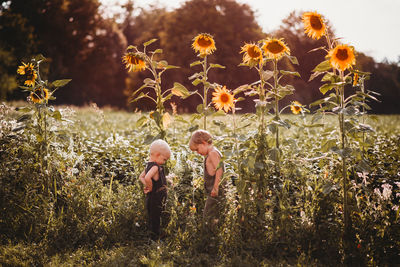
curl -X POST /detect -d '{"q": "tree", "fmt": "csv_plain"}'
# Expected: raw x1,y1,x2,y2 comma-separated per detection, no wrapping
122,0,265,112
1,0,127,106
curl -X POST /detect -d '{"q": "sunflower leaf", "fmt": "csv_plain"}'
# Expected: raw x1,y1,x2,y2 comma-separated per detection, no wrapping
209,64,225,69
280,70,301,78
287,55,299,65
261,70,274,81
319,83,336,95
190,61,202,67
143,39,157,47
309,71,324,82
171,82,190,98
52,79,72,88
153,49,163,54
192,79,202,86
312,60,331,72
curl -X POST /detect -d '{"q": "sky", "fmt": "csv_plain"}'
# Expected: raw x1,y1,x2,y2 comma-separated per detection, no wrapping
101,0,400,63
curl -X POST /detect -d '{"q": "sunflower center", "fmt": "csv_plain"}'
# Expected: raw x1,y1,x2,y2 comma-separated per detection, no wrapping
294,106,301,111
310,15,323,30
220,93,229,103
248,46,261,58
336,49,349,61
197,37,212,48
267,41,284,54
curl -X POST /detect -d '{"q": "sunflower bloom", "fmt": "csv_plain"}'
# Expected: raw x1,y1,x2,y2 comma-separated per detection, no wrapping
290,101,303,114
240,43,263,65
192,33,216,56
17,62,37,86
328,44,356,71
302,12,326,40
262,38,290,60
30,87,49,104
212,86,235,113
122,52,146,72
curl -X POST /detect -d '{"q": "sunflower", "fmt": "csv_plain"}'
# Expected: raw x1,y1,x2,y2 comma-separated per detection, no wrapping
240,43,263,65
17,62,37,87
212,86,235,113
122,52,146,72
192,33,216,57
30,87,49,104
302,12,326,40
290,101,303,114
328,44,356,71
262,38,290,60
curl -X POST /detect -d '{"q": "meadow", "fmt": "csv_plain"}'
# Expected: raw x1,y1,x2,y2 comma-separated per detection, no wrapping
1,103,399,266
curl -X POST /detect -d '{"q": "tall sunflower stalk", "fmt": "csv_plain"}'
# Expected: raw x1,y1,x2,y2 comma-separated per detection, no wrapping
123,39,190,140
16,55,71,198
190,33,225,130
240,39,299,169
303,11,377,260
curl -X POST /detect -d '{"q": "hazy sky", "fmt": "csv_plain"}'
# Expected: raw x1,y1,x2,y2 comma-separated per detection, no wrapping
101,0,400,63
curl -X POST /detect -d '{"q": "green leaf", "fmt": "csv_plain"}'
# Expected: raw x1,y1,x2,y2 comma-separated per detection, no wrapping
312,60,331,72
171,82,190,98
52,79,72,88
190,61,202,67
192,79,202,86
51,110,62,121
16,106,32,113
261,70,274,81
209,64,225,69
319,83,336,95
153,49,163,54
143,39,157,47
196,104,204,114
280,70,301,78
287,55,299,65
17,114,31,122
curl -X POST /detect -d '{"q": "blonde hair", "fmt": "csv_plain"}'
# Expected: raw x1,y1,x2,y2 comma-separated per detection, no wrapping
189,129,212,149
150,139,171,156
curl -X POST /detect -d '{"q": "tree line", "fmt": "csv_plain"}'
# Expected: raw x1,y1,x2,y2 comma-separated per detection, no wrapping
1,0,399,113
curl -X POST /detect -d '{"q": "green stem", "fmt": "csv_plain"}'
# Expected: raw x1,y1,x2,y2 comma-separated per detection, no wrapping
339,71,349,238
273,60,280,171
203,56,208,130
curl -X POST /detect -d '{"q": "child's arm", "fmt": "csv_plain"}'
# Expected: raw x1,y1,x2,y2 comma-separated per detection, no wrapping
144,165,159,193
139,170,146,185
208,150,223,197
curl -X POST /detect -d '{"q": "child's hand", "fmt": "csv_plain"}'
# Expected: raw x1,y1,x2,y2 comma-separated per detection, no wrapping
211,187,218,197
144,186,152,194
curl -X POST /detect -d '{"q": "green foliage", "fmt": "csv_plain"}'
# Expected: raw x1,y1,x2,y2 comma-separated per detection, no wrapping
1,104,399,265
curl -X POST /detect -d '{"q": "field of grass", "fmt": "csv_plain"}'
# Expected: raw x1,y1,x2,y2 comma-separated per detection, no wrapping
1,103,399,266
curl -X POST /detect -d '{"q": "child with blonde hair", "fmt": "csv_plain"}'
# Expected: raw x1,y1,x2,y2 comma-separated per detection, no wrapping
189,129,224,224
139,139,171,240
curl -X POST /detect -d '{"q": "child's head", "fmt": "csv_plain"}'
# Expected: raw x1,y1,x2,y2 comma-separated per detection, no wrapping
149,139,171,165
189,129,212,156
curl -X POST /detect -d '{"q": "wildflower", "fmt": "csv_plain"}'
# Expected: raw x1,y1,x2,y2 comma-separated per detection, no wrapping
381,183,392,200
327,44,356,71
30,87,49,104
240,43,263,65
302,11,326,40
353,73,359,86
290,101,303,114
212,86,235,113
192,33,216,57
262,38,290,60
122,52,146,72
190,205,196,213
17,62,37,87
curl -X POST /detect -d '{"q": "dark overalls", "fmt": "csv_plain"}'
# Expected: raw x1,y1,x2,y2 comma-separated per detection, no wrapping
203,153,225,223
145,162,167,239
